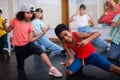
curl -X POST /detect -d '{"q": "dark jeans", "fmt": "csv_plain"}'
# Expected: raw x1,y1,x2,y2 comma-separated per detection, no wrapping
0,34,8,55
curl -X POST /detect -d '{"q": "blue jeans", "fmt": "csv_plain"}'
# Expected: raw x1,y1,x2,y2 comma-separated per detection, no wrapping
108,42,120,59
78,26,108,50
68,53,111,74
34,35,63,54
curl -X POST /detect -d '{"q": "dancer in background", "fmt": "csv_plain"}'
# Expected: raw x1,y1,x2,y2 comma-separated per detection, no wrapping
31,8,67,57
69,4,110,51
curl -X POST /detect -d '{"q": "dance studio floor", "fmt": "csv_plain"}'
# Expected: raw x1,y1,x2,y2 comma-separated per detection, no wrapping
0,44,120,80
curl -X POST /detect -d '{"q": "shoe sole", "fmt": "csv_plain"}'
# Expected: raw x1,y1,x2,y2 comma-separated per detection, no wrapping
49,72,63,78
3,50,10,60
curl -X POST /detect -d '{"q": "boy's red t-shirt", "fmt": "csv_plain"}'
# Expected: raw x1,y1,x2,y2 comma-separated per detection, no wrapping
66,32,96,59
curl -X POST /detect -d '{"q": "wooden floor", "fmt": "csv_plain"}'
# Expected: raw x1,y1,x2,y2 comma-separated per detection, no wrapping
0,44,120,80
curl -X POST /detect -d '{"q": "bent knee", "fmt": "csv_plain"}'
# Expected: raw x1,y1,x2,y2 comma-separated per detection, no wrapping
66,70,73,76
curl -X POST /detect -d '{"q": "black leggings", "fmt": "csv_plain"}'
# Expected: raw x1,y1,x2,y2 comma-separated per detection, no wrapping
14,42,44,69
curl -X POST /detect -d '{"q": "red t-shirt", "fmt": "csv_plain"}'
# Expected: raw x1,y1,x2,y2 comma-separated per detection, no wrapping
101,4,120,26
66,32,96,59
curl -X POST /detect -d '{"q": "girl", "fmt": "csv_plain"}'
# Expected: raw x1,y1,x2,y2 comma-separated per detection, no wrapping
2,3,62,77
31,8,66,57
69,4,109,51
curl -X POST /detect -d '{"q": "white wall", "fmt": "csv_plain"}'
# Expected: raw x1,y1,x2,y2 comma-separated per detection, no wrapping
17,0,62,28
0,0,9,20
69,0,104,27
0,0,112,39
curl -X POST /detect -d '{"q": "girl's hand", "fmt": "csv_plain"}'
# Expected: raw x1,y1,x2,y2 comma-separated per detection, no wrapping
46,24,50,31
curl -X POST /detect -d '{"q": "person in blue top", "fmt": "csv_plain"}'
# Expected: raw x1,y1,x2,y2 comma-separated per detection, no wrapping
31,8,66,57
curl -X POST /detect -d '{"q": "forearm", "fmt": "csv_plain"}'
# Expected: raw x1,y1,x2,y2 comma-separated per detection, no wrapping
87,32,101,42
29,33,44,42
2,24,12,33
69,12,77,23
111,20,120,28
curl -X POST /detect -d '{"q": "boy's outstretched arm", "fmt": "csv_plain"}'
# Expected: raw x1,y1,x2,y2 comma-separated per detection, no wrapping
77,32,101,43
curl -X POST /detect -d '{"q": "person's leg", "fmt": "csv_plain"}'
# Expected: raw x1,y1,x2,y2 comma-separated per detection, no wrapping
3,34,9,49
67,56,82,76
0,36,4,58
0,36,4,54
29,42,63,77
38,35,66,56
39,35,63,54
108,42,120,60
14,43,37,70
3,34,10,59
14,46,25,70
86,53,120,76
34,40,46,51
91,37,108,50
109,64,120,76
78,26,108,50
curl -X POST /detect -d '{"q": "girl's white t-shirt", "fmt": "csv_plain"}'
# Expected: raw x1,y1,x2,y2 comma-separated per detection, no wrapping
73,14,90,28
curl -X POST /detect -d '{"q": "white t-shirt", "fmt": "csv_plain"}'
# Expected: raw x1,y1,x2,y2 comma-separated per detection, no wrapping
73,14,90,28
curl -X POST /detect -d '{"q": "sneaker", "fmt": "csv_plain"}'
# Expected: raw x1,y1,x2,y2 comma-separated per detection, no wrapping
59,50,67,57
49,66,63,77
106,43,111,51
3,48,10,60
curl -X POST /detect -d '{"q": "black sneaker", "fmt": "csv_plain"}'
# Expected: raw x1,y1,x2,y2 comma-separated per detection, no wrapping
59,50,67,57
45,48,51,53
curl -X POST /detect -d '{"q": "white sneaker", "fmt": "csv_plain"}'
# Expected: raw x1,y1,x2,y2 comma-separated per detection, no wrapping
106,43,111,51
3,48,10,59
49,66,63,77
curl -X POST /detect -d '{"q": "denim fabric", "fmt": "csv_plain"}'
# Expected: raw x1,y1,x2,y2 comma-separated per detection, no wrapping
78,26,108,50
0,34,8,54
108,42,120,59
67,53,111,74
34,35,63,54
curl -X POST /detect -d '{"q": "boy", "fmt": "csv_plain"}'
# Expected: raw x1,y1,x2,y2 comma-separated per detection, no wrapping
55,24,120,76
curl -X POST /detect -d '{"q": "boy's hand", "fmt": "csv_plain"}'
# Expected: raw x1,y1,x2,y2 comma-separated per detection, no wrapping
77,39,89,48
60,61,70,67
60,58,74,67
